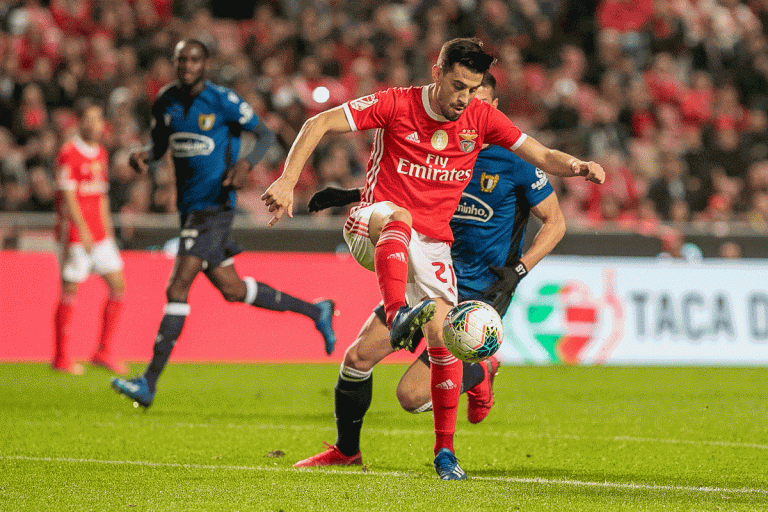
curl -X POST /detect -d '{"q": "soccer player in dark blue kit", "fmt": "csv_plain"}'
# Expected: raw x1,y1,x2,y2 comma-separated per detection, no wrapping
111,39,337,408
294,73,567,468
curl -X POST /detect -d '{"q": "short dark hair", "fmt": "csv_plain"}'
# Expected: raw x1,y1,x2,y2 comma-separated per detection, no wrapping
175,38,210,59
480,72,497,92
74,97,102,119
437,38,496,74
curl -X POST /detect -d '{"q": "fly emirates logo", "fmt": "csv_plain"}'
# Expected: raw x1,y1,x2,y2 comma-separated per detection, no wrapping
396,154,472,182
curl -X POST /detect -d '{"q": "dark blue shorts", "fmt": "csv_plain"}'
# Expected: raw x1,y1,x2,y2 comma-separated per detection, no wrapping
178,207,241,270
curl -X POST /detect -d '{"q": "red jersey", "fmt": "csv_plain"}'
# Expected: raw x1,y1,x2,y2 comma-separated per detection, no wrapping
55,137,110,244
342,85,525,242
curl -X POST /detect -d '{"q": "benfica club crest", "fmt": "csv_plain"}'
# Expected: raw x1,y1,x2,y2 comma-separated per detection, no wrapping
459,131,478,153
198,114,216,131
479,172,499,193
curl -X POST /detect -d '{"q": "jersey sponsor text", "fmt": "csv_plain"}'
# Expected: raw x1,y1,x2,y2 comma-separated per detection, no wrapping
454,193,493,222
169,132,215,158
395,154,472,182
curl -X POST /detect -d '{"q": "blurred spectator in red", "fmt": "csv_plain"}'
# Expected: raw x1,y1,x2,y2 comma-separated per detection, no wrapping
647,0,687,57
680,70,714,129
50,0,94,36
644,52,683,107
620,77,656,139
494,43,545,130
584,151,640,224
597,0,654,33
145,56,173,101
12,83,49,144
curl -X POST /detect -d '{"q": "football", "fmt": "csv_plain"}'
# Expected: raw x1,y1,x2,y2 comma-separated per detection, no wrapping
442,300,504,362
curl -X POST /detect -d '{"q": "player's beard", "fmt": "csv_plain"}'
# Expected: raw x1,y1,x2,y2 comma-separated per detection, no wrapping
441,102,466,121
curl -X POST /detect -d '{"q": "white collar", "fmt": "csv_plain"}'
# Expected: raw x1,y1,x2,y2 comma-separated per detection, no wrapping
73,135,100,159
421,84,449,122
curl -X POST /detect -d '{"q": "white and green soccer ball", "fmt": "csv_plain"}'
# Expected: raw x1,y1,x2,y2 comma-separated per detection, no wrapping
442,300,503,362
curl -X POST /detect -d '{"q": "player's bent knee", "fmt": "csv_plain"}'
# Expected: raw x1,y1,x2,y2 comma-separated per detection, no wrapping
396,385,428,413
343,344,375,373
387,208,412,226
166,282,192,303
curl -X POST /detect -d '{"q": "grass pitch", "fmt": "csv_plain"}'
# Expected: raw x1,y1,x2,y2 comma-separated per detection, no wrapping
1,363,767,511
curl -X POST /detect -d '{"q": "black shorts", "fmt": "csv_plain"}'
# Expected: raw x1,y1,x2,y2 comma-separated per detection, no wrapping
178,207,241,270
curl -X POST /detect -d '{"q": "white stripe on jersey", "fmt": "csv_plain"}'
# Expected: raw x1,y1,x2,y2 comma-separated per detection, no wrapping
363,128,385,204
341,103,358,132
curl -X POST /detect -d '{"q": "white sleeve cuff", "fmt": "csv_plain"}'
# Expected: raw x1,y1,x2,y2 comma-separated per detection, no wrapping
510,133,527,151
342,103,358,132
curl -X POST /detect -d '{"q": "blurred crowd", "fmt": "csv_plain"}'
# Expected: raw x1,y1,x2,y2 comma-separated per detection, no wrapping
2,0,768,248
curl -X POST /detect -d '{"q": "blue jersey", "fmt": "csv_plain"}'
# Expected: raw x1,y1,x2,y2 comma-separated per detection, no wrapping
150,81,260,221
451,145,554,300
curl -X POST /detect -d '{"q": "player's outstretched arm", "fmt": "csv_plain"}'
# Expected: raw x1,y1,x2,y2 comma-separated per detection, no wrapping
483,192,565,315
308,186,362,212
514,136,605,184
261,107,351,226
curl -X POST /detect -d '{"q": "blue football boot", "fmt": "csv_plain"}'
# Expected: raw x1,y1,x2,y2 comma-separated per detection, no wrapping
111,375,154,408
389,300,435,352
314,299,337,355
434,448,467,481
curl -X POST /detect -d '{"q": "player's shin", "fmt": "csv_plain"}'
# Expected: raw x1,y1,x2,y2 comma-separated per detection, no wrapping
374,221,411,325
144,302,189,392
418,347,484,393
53,293,76,365
334,364,373,457
428,346,462,455
95,295,124,357
243,276,317,318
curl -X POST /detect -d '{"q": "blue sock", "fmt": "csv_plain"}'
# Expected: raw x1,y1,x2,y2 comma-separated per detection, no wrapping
144,302,189,392
243,276,319,320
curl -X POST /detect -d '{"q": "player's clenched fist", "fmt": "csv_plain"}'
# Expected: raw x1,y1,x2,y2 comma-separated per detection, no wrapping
573,161,605,184
261,177,295,227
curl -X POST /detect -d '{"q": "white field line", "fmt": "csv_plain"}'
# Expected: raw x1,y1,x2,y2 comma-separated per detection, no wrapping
0,454,765,495
15,420,768,451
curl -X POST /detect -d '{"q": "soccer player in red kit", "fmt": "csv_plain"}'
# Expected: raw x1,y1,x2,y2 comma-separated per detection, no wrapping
262,38,605,480
53,99,127,375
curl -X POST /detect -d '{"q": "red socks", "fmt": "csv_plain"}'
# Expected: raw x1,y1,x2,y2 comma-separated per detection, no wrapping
53,294,76,364
374,221,411,326
428,346,462,455
95,297,124,357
